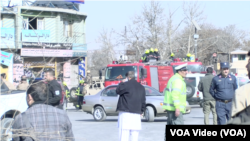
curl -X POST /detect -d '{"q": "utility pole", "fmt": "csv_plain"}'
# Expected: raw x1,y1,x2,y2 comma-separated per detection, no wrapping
192,20,201,59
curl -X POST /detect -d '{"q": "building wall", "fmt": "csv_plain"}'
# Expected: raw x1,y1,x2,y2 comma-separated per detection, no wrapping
2,14,15,28
231,55,249,76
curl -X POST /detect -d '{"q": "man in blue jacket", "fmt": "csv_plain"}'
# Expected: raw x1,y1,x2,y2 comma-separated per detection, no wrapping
209,62,238,125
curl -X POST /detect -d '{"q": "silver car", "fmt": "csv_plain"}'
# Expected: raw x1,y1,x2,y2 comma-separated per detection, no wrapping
82,85,191,122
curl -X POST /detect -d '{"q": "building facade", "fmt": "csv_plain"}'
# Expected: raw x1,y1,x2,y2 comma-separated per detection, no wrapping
1,2,87,88
230,49,249,76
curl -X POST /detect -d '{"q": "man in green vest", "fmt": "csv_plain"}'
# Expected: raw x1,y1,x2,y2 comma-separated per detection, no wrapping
163,63,188,125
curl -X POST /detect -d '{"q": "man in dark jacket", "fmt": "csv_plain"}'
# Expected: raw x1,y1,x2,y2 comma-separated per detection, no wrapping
154,48,161,61
12,81,74,141
116,71,146,141
209,62,238,125
198,67,217,125
44,69,62,107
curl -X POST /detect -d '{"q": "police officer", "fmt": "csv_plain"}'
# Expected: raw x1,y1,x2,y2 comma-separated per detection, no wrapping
209,62,238,125
154,48,161,61
141,49,149,62
169,53,175,61
163,63,188,125
63,81,70,98
44,69,63,107
76,80,87,109
17,75,29,90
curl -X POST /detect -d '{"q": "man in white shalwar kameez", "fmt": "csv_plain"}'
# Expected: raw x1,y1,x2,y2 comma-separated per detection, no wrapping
116,71,146,141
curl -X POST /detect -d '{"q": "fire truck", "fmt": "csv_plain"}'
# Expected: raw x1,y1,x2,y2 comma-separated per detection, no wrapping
104,58,207,105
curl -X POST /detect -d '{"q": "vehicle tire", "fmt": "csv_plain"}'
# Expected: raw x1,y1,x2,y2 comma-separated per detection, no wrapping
186,83,195,99
70,87,78,102
145,106,154,122
93,106,106,121
1,118,13,141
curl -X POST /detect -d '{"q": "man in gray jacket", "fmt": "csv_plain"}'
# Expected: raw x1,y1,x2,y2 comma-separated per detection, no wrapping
12,81,74,141
198,67,217,125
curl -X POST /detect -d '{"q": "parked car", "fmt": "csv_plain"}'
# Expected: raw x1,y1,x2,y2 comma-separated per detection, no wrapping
236,76,249,87
0,79,28,140
82,85,191,122
31,78,67,110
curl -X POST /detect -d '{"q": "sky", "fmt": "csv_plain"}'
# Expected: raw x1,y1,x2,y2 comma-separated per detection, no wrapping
80,1,250,51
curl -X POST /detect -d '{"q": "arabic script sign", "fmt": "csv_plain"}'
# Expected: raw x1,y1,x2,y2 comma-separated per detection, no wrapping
22,42,72,49
13,64,24,87
0,51,13,66
1,28,15,49
63,62,71,86
21,49,73,57
22,30,50,42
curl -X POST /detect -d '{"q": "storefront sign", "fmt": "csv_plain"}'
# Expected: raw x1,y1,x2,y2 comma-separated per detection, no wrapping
21,49,73,57
72,51,87,57
78,58,85,80
72,43,87,50
22,30,50,42
22,42,72,49
0,51,13,66
63,62,71,86
13,64,24,86
1,28,15,48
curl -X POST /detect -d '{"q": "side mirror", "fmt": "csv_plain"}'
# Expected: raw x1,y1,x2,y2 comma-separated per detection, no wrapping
142,68,147,78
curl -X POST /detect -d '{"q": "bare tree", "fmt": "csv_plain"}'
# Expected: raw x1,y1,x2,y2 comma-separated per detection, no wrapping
182,1,206,55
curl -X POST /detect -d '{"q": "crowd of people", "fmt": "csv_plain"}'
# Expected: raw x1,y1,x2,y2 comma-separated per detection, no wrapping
141,48,161,62
2,50,250,140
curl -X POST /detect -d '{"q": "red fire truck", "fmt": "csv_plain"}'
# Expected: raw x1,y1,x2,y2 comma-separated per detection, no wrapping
105,61,205,87
104,59,207,105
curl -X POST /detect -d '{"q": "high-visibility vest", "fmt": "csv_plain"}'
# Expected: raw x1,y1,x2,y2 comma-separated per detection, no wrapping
163,73,187,113
76,87,84,96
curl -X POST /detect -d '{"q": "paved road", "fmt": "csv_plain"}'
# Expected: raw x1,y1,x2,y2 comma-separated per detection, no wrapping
66,105,216,141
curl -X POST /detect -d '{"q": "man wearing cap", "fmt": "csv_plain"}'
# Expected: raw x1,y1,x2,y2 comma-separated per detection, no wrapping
209,62,237,125
163,63,188,125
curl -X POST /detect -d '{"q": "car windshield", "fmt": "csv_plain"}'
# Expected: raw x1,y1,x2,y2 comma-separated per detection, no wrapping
144,86,163,96
173,64,205,73
105,66,137,81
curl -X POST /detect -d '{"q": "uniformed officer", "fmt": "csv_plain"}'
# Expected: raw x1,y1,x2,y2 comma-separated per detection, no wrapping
148,48,156,61
141,49,149,62
154,48,161,61
76,80,87,109
63,81,70,98
163,63,188,125
209,62,238,125
44,69,63,107
169,53,175,61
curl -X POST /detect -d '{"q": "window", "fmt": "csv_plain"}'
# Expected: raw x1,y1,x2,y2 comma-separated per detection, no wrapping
0,16,2,27
238,55,246,61
105,66,138,81
102,87,117,97
64,20,72,37
139,66,143,79
37,18,44,30
23,17,44,30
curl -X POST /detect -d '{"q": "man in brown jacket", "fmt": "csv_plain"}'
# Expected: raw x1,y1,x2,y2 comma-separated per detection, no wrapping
228,50,250,124
17,75,29,90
